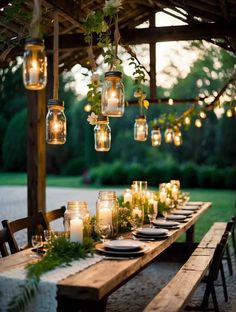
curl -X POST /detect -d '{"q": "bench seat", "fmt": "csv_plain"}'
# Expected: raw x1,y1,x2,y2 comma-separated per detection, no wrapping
144,222,227,312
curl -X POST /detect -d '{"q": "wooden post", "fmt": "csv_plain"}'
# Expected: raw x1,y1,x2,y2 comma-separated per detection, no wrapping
149,13,157,99
27,89,46,241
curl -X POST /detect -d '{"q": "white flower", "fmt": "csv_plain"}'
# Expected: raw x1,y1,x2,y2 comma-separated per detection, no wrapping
87,112,98,125
104,0,122,11
91,73,100,82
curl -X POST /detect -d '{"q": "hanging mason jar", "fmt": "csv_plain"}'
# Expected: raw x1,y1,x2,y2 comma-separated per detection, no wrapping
173,128,183,146
94,115,111,152
101,71,125,117
195,118,202,128
134,115,148,141
23,38,47,90
96,191,119,238
151,127,161,147
64,201,84,243
164,127,173,143
46,99,66,145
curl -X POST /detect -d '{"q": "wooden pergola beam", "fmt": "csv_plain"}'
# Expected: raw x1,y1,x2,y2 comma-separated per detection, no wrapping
44,21,236,51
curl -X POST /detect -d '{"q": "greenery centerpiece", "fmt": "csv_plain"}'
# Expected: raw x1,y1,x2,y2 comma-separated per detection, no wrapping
7,235,94,312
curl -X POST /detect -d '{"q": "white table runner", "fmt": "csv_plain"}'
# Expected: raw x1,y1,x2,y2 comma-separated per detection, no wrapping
0,254,103,312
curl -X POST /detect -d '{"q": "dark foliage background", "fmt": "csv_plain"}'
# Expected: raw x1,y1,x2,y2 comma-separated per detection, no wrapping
0,44,235,188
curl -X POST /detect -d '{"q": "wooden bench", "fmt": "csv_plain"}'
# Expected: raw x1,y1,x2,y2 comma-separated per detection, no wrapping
144,222,227,312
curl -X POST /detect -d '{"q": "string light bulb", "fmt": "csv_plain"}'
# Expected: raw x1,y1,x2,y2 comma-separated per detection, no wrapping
168,98,174,106
184,116,191,125
199,111,207,119
226,108,233,117
195,118,202,128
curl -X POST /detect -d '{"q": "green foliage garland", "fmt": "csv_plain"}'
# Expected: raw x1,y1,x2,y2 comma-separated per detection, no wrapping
7,236,94,312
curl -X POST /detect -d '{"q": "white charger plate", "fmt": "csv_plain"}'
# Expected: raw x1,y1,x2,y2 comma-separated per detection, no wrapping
136,228,169,236
152,220,180,227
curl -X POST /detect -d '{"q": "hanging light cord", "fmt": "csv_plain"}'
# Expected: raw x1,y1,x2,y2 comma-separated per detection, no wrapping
53,10,59,99
30,0,42,38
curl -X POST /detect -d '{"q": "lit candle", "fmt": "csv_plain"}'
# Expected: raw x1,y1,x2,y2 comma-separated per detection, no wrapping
29,61,39,84
132,207,142,218
137,126,146,140
160,190,167,203
70,218,83,243
123,189,132,204
107,97,119,111
165,197,171,207
99,207,112,225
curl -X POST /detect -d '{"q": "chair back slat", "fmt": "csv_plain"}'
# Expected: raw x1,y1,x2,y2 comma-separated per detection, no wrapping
0,227,15,257
208,232,229,281
44,206,66,224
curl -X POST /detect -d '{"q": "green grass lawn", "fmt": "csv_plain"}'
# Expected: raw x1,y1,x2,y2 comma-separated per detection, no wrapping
0,173,235,241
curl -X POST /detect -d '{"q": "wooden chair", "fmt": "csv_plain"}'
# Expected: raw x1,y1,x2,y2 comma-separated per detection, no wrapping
222,220,234,276
43,206,66,229
1,212,48,253
0,227,15,257
199,232,230,312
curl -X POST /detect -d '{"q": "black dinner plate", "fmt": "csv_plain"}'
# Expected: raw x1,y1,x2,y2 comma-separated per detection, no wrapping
95,243,149,257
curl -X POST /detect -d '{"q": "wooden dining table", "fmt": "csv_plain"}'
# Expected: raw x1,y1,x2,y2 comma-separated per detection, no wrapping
0,202,212,312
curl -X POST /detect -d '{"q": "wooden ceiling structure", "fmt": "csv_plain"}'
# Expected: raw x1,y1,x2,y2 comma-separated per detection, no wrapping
0,0,236,222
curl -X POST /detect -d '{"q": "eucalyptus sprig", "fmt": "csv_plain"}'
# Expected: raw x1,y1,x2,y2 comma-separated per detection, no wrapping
8,236,94,312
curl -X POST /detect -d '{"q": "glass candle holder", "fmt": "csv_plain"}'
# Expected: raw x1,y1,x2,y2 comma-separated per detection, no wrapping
64,201,84,243
96,191,119,238
164,127,173,143
173,128,183,146
134,116,148,141
46,99,66,145
151,127,161,147
101,71,125,117
23,38,47,90
123,189,132,204
94,115,111,152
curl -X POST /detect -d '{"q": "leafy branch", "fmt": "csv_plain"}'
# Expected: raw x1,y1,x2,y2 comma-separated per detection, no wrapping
8,236,94,312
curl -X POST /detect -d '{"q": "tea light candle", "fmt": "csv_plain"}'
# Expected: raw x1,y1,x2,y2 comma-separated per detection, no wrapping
99,207,112,225
132,207,142,218
70,218,83,243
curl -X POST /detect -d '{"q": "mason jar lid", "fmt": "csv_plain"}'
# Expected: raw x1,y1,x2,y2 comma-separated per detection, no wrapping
105,71,122,78
136,115,146,120
152,126,160,130
97,115,108,122
98,191,117,200
25,38,44,46
47,99,64,107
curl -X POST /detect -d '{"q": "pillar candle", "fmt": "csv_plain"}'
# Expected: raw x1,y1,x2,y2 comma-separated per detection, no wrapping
99,207,112,225
70,218,83,243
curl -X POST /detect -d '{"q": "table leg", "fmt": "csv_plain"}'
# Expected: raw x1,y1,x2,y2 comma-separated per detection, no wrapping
57,297,108,312
186,225,194,243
